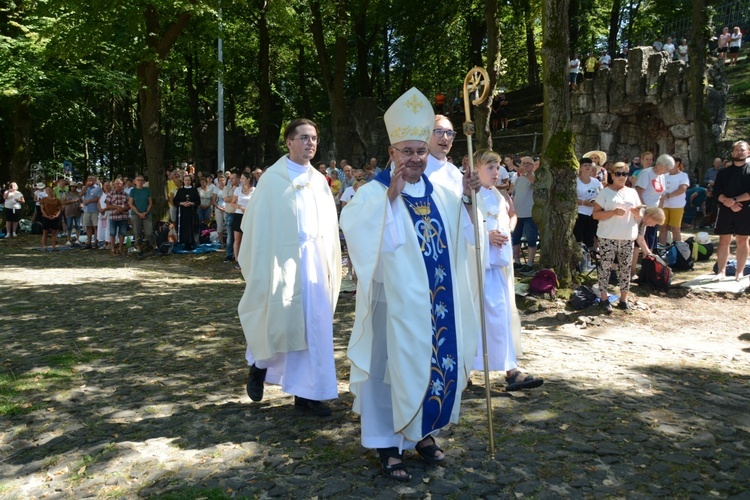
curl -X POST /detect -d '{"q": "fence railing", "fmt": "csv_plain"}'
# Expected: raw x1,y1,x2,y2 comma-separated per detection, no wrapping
662,0,750,39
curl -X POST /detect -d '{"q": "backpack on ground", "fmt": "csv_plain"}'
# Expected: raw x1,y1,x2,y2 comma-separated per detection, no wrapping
639,255,672,290
529,269,558,297
685,236,713,262
712,259,750,277
577,243,589,273
570,285,598,310
662,241,693,271
154,221,173,255
674,241,694,270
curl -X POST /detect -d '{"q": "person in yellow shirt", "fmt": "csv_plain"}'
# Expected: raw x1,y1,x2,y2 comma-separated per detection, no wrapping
585,52,598,79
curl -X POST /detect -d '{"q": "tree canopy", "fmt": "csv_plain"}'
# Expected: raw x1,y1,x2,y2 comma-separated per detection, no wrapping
2,0,713,187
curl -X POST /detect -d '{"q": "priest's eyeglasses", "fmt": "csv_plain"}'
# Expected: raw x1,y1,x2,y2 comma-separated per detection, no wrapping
433,129,457,139
294,135,320,144
392,146,429,159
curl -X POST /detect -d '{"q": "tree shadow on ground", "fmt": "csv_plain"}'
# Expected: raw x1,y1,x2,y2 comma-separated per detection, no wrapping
1,250,748,498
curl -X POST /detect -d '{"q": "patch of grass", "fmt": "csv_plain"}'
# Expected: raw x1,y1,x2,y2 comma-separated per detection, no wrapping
0,368,73,417
156,488,230,500
725,60,750,139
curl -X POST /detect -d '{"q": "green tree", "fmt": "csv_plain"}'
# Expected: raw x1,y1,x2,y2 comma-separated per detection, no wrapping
535,0,579,285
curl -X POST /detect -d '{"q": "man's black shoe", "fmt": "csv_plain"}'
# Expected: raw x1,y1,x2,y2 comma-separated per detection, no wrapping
294,396,332,417
246,364,267,402
223,256,235,263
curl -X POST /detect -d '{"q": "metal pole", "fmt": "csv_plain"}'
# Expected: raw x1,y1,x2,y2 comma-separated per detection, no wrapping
217,0,225,174
462,66,495,458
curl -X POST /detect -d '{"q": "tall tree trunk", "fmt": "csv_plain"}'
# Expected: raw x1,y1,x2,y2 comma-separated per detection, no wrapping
536,0,578,286
568,0,580,52
625,0,643,49
297,45,314,120
524,3,539,85
353,0,372,97
137,59,167,213
10,95,31,197
310,0,353,161
137,6,191,220
607,0,622,57
185,52,205,169
689,0,712,175
474,0,501,151
256,0,271,167
382,25,390,100
466,6,485,68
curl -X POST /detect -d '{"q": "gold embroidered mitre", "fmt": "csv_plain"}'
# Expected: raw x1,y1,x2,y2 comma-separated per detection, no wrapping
384,87,434,145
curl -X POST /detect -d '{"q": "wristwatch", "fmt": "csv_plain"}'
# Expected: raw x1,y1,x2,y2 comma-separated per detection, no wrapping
462,194,472,205
733,197,738,202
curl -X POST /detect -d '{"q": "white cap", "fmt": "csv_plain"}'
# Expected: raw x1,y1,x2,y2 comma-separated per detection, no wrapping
384,87,434,145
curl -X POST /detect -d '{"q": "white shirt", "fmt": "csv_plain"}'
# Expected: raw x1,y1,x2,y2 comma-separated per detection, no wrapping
663,171,690,209
576,177,603,216
4,190,24,210
569,58,580,74
730,32,742,48
635,167,665,207
234,185,254,214
595,186,641,240
339,186,356,204
500,166,510,181
34,189,47,205
663,43,675,57
599,54,611,68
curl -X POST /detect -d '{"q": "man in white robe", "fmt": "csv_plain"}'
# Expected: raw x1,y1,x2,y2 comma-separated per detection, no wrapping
424,114,463,196
238,118,341,417
340,88,480,481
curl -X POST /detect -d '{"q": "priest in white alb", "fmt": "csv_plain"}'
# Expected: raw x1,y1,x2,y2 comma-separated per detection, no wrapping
237,118,341,417
340,88,480,481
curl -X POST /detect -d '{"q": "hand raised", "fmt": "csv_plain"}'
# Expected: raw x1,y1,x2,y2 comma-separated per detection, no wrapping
387,161,407,202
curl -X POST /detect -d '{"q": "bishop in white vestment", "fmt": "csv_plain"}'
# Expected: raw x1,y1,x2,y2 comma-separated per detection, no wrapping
340,89,479,480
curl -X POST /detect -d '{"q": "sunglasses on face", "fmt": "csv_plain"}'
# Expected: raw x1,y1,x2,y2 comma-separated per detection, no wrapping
612,171,629,177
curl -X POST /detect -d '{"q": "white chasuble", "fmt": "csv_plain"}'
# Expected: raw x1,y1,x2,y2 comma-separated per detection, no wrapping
340,171,479,445
238,156,341,401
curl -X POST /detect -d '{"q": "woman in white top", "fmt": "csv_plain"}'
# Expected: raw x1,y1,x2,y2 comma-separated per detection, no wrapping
573,157,603,250
212,175,228,247
676,38,689,63
97,181,111,250
593,162,643,311
718,27,731,61
231,169,255,267
662,37,676,60
659,157,690,245
3,182,25,237
729,26,742,65
472,150,542,391
197,177,216,225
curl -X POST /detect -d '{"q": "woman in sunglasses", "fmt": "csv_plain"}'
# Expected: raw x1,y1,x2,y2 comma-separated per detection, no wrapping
592,162,643,312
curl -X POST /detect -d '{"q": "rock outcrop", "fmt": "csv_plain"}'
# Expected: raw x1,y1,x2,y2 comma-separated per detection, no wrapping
571,46,727,168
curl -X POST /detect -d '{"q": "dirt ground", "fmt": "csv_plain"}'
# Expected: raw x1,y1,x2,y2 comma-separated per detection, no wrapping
1,231,749,498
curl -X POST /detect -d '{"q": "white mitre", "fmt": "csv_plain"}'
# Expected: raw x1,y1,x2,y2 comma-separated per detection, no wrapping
384,87,435,145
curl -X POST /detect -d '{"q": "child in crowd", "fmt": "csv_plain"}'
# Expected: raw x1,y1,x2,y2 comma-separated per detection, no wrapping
631,207,666,279
471,149,543,391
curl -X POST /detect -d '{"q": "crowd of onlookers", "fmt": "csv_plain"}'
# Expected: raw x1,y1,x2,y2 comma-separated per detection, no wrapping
568,25,744,89
2,135,747,304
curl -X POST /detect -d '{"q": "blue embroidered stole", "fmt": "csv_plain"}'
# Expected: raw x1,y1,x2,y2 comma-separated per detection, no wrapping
375,168,459,438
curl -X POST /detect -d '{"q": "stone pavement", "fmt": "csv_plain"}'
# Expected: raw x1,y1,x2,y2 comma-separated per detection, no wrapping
0,251,749,499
